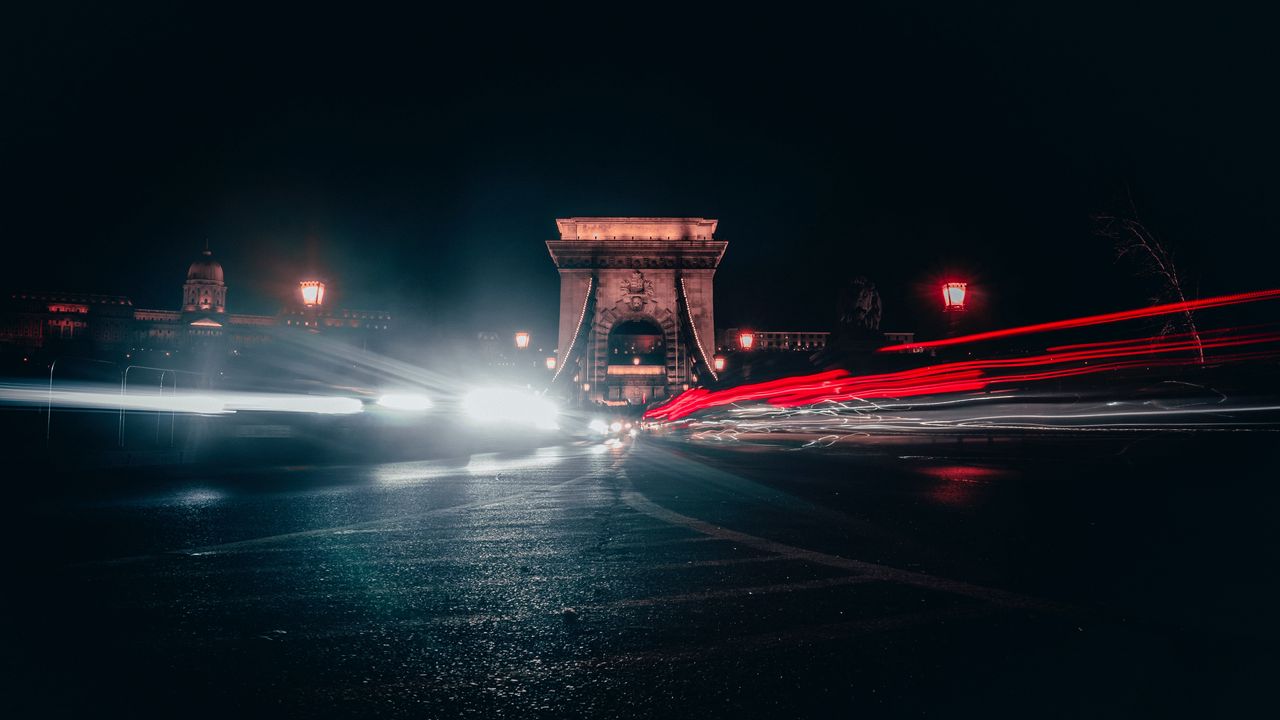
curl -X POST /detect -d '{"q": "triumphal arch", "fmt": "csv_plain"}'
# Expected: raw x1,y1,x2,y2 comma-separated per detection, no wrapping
546,217,726,406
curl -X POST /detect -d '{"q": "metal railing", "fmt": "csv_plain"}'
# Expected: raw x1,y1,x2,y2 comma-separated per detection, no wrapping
117,365,205,447
46,357,120,444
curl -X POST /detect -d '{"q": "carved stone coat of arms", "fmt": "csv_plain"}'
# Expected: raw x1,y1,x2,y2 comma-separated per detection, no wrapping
620,270,657,311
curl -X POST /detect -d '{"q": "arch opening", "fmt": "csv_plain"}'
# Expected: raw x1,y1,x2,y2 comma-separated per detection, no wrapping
608,318,665,365
604,317,668,405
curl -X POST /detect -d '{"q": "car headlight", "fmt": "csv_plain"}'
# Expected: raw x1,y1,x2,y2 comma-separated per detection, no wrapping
376,392,433,412
462,388,559,429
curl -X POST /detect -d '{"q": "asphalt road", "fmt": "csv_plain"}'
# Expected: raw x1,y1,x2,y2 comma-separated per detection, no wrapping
9,432,1279,718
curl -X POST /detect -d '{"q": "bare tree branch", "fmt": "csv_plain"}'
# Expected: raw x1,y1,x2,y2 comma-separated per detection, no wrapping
1092,207,1204,364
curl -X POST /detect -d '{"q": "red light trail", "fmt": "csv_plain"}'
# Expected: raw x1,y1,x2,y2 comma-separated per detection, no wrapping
645,288,1280,423
878,288,1280,353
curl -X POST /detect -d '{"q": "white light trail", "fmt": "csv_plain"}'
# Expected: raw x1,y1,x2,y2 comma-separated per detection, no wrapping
375,392,433,412
677,394,1280,442
0,383,363,415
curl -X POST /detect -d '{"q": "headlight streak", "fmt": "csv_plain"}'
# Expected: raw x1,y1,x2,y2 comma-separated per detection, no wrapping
0,384,364,415
921,403,1280,430
375,392,433,412
715,395,1016,437
680,399,1280,440
461,387,560,429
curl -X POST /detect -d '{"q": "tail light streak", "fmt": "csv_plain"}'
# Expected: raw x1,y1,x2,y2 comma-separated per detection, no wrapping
646,289,1280,424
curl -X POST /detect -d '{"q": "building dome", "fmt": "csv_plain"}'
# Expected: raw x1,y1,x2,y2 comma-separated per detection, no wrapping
182,246,228,313
187,249,224,284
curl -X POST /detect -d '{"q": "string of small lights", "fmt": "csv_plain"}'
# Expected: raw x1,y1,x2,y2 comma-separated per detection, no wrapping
680,276,718,382
551,275,594,385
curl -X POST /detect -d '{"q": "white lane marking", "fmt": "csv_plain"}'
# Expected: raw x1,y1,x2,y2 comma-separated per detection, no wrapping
603,535,722,549
621,487,1071,613
113,540,782,578
578,574,877,610
649,555,791,570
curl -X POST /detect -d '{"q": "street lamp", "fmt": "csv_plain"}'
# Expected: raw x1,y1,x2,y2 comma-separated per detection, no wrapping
942,281,968,338
738,331,755,350
514,331,530,350
942,282,967,312
299,281,326,307
545,356,557,371
713,356,726,372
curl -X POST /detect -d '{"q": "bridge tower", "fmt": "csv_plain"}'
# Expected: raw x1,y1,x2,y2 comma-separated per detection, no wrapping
546,217,726,406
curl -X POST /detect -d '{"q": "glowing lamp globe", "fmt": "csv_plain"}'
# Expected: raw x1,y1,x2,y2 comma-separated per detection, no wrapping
545,356,557,370
299,281,325,307
942,282,967,311
738,332,755,350
713,356,726,372
514,331,531,349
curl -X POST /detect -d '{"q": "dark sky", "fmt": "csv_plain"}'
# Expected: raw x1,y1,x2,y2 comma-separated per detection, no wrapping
4,2,1278,345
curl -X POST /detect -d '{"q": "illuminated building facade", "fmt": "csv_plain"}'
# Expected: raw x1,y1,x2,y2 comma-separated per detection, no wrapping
721,329,831,352
0,247,391,365
720,329,916,352
3,292,135,348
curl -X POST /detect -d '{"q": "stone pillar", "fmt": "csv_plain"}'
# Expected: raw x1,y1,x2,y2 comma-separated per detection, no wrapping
555,269,593,364
681,268,717,372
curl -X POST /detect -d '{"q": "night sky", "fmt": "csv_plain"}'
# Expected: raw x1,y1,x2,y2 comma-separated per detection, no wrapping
4,3,1278,345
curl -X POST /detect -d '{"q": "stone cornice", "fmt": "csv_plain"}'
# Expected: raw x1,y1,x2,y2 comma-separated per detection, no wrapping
555,217,718,240
546,239,727,269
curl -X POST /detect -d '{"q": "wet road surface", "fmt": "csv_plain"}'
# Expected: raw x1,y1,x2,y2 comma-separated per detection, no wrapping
10,433,1279,718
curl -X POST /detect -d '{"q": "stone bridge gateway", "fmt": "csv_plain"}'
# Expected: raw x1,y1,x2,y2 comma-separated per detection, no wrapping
546,218,726,406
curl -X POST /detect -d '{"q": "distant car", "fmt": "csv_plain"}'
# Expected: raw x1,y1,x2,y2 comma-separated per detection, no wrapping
574,414,638,440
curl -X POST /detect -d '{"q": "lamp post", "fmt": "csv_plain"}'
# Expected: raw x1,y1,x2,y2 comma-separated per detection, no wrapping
713,356,726,372
738,331,755,351
299,281,326,333
942,282,967,336
514,331,530,350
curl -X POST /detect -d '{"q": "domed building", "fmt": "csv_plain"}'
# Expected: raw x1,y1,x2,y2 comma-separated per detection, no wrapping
1,243,392,364
182,247,227,313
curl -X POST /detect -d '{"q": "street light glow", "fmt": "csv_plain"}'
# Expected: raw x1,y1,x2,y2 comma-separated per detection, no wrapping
738,332,755,350
300,280,326,306
514,331,531,349
942,282,967,311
